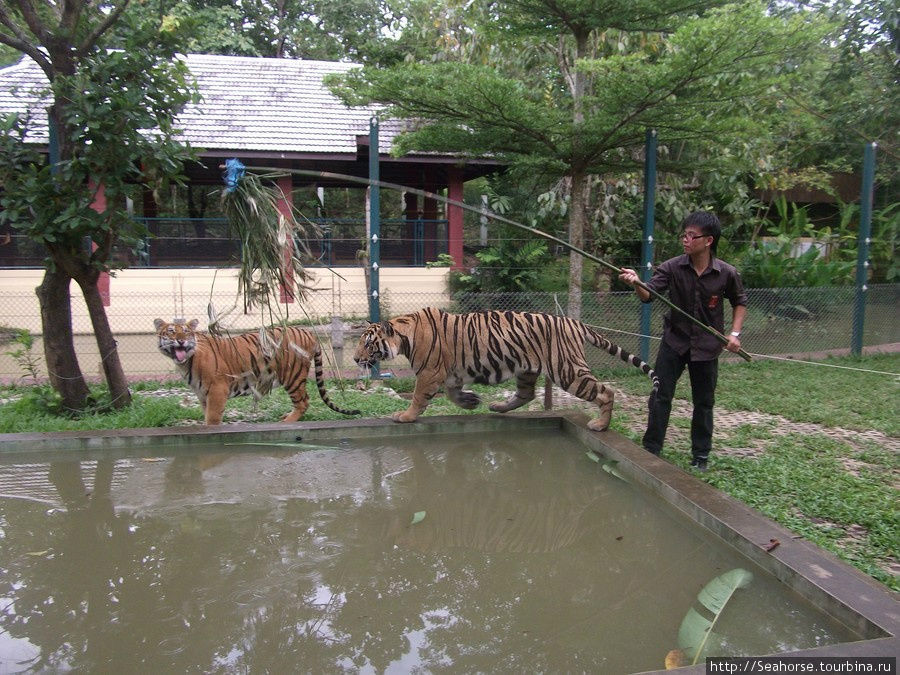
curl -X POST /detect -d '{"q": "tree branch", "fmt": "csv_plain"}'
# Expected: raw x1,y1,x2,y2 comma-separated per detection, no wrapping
10,0,51,45
0,6,53,79
76,0,131,56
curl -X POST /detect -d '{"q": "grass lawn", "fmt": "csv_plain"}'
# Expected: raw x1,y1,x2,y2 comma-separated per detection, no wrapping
0,352,897,590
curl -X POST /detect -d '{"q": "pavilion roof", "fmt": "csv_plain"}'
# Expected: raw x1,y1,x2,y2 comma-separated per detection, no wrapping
0,53,402,156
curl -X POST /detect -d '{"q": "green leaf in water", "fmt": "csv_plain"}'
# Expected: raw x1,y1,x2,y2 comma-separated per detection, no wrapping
601,460,629,483
585,451,600,463
411,511,426,525
677,568,753,665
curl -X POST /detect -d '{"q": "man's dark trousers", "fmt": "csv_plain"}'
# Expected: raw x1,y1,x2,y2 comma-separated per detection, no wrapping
643,340,718,461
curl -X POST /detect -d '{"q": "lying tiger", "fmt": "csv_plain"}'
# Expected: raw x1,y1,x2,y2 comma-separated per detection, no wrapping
154,318,360,425
353,307,659,432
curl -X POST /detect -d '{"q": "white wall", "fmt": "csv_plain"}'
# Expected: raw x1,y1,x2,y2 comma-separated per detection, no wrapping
0,266,450,335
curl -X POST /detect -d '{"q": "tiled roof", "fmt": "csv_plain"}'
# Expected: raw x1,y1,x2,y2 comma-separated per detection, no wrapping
0,53,400,155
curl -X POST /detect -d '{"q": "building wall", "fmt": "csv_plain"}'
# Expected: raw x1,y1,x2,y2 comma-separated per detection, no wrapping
0,266,451,335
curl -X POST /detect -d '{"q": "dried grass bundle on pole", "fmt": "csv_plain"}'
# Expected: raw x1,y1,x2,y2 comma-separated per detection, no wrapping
220,159,317,312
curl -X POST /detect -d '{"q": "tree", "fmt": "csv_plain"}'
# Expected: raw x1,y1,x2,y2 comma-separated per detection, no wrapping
0,2,196,412
767,0,898,184
329,0,823,317
120,0,408,65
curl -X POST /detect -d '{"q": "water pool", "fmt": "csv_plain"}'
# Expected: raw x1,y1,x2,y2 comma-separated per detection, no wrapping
0,414,894,673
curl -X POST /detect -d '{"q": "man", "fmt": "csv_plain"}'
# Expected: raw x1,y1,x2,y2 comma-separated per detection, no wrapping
619,211,747,471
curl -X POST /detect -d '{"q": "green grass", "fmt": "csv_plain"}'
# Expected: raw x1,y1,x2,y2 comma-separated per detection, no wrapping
0,353,897,590
715,353,899,435
706,434,899,590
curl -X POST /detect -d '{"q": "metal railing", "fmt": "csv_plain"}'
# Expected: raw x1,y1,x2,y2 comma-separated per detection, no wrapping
0,218,451,268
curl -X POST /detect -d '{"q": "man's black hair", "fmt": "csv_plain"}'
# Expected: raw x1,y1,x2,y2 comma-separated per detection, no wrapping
683,211,721,255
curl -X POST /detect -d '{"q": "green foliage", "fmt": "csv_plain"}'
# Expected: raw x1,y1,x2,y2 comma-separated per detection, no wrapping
331,2,823,177
425,253,456,268
451,235,556,293
738,238,854,288
736,199,855,287
118,0,408,65
0,43,19,67
0,21,197,272
3,328,41,382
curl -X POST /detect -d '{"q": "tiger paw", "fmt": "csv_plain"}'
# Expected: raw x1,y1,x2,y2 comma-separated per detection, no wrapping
455,391,481,410
391,410,419,423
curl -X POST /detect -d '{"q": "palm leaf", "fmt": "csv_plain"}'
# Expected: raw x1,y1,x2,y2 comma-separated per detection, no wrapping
677,568,753,665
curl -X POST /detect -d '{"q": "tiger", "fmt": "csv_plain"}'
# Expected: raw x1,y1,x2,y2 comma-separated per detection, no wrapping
353,307,659,432
154,318,360,425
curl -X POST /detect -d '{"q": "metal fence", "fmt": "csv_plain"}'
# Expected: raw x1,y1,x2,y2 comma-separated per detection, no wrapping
0,284,896,381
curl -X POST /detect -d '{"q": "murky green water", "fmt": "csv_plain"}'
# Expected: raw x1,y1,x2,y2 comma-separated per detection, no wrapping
0,430,859,672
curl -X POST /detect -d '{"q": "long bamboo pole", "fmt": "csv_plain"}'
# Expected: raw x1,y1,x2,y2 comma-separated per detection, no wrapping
235,165,752,362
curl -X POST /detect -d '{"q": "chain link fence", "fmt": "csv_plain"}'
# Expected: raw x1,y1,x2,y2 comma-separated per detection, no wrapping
0,283,896,381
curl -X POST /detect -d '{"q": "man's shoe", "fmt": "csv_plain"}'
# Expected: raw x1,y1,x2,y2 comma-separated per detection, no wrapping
689,457,708,472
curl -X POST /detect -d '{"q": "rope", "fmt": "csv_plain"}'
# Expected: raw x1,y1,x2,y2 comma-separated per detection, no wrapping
745,352,899,377
586,323,898,377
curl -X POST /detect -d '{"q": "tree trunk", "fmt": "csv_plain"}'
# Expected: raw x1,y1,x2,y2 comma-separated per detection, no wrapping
565,29,590,320
36,269,90,411
567,170,587,320
78,277,132,410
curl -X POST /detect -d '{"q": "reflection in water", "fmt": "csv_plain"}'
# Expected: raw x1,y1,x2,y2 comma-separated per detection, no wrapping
0,431,859,672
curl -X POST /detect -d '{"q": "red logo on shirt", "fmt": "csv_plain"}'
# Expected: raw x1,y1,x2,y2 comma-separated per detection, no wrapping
708,295,719,309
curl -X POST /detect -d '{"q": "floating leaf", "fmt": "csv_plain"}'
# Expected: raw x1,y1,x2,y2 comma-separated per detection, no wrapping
26,550,50,557
677,568,753,665
585,451,600,463
601,460,629,483
411,511,426,525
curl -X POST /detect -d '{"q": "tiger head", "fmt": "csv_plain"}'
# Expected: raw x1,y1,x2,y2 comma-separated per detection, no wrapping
154,318,200,365
353,321,402,368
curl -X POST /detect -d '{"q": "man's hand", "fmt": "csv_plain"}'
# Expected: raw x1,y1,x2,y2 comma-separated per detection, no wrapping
619,268,640,286
725,335,742,353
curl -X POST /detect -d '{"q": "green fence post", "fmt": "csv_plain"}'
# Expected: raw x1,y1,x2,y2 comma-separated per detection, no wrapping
851,142,876,357
368,117,381,376
640,129,657,363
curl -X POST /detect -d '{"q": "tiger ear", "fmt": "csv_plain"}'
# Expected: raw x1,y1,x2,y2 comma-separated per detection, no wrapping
187,319,200,330
380,321,394,337
153,318,165,331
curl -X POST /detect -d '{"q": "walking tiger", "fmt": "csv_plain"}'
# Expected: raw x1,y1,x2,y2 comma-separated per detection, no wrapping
353,307,658,431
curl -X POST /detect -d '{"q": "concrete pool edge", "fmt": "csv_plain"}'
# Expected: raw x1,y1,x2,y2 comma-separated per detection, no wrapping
0,411,896,671
559,414,899,674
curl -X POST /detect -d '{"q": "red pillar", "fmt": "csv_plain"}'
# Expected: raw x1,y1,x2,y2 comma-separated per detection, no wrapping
447,168,464,270
276,175,295,303
90,182,110,306
422,194,438,262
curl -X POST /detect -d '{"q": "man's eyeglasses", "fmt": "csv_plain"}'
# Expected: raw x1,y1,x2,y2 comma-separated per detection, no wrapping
681,232,709,242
